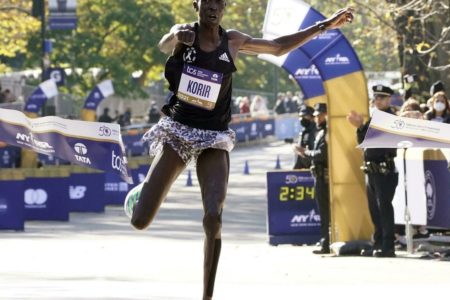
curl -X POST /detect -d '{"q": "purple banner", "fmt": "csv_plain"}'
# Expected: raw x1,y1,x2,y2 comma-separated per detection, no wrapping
0,109,132,183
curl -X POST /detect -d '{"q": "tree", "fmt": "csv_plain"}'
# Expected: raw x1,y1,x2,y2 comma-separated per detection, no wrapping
0,0,39,73
387,0,450,99
25,0,174,98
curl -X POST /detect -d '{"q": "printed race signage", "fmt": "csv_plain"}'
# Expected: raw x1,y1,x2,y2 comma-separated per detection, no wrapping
83,80,114,110
0,108,132,183
0,179,25,230
69,172,105,213
177,64,223,110
359,110,450,149
24,177,69,221
24,79,58,113
267,170,321,245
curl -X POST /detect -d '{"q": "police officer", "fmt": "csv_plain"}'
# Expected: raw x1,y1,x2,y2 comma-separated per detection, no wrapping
293,105,316,169
295,103,330,254
347,85,398,257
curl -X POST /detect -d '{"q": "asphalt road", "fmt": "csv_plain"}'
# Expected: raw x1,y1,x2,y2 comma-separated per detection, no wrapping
1,141,449,300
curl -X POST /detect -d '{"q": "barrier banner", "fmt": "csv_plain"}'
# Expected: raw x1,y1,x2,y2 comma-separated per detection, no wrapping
423,159,450,228
104,172,129,205
0,146,20,168
69,172,105,213
359,110,450,149
123,133,147,157
24,177,69,221
0,108,132,183
259,118,275,138
267,170,321,245
0,179,25,230
24,79,58,113
274,116,302,140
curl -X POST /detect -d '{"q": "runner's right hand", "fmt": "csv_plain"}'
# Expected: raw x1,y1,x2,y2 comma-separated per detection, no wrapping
175,29,195,46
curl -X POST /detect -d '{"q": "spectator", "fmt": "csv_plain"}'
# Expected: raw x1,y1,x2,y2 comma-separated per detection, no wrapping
239,96,250,114
147,101,161,124
231,96,241,114
250,95,269,117
424,91,450,123
2,89,15,103
284,91,298,114
273,92,286,114
98,108,113,123
399,98,423,119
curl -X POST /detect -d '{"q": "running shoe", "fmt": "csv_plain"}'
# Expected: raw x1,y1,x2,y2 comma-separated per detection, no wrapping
124,182,144,218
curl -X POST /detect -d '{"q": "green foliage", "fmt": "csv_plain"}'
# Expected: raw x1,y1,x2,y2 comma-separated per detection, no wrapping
0,0,40,73
25,0,174,98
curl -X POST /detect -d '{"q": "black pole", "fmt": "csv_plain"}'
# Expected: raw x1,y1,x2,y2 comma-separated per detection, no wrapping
40,0,46,81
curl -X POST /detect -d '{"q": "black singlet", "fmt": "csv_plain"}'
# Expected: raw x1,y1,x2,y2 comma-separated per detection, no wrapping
162,23,237,131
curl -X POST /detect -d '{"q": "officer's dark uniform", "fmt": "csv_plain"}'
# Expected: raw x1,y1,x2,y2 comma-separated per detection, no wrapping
358,85,398,257
303,103,330,253
293,105,316,169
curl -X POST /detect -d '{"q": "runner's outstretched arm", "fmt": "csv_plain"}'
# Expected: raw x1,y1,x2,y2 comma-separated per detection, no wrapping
229,7,354,56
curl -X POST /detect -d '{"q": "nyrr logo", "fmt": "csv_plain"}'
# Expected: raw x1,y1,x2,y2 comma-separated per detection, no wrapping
16,132,54,152
294,65,320,79
24,189,48,208
73,143,91,165
69,186,87,200
425,170,437,220
290,209,321,227
324,54,350,65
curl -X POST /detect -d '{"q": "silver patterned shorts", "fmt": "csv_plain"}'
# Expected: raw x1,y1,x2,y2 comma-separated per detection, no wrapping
142,117,236,164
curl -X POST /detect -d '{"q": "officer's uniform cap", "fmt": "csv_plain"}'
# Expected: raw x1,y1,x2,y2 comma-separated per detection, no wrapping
313,103,327,116
298,105,314,117
372,85,394,96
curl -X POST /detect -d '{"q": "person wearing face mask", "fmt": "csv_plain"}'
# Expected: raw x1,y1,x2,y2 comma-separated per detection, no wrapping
294,103,330,254
424,91,450,123
293,105,316,169
347,85,398,258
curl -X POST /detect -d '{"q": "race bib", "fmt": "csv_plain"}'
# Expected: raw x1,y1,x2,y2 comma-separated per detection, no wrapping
177,64,223,110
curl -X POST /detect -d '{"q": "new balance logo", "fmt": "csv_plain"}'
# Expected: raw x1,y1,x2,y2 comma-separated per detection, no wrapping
219,52,230,63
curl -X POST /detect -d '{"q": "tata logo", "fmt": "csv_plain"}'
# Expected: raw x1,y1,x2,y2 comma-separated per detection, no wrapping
69,186,87,200
16,132,54,151
99,125,112,136
294,65,320,79
425,170,436,220
391,119,405,130
212,74,219,81
183,47,197,63
94,92,101,99
73,143,91,165
24,189,48,208
291,210,321,225
74,143,88,155
325,54,350,65
112,150,126,174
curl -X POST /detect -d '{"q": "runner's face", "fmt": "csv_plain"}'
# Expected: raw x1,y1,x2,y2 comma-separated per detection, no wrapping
195,0,226,26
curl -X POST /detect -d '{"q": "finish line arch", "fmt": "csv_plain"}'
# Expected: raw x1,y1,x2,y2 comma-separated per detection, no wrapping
260,0,372,242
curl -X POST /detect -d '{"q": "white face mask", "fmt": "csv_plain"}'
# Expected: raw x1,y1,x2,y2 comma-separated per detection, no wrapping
369,106,378,116
434,102,446,112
